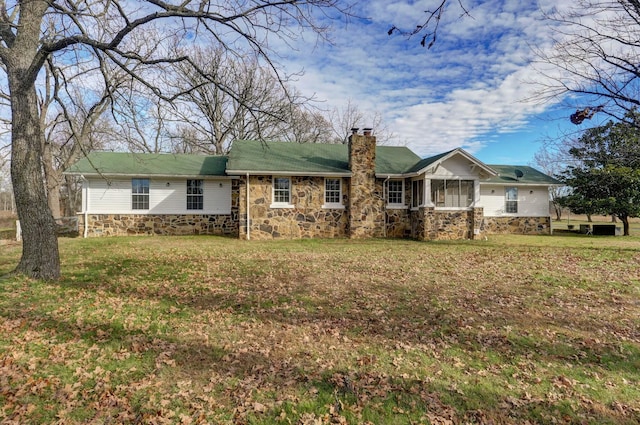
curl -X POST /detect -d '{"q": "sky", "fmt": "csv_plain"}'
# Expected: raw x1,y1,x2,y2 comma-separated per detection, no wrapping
275,0,594,166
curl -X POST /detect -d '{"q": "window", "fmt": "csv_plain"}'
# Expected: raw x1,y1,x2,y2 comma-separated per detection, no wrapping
460,180,474,207
324,178,342,206
387,180,404,206
431,179,474,208
412,179,424,208
187,179,204,210
432,180,445,206
505,187,518,213
132,178,149,210
272,177,291,205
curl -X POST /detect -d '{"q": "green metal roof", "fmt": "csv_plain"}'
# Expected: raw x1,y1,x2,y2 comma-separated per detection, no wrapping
484,165,563,185
405,150,455,174
64,152,228,177
376,146,423,175
63,145,561,186
226,140,421,175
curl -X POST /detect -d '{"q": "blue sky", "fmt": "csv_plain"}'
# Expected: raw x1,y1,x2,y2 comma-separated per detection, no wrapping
276,0,602,166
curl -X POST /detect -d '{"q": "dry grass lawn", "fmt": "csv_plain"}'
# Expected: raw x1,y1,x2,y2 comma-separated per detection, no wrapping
1,234,639,424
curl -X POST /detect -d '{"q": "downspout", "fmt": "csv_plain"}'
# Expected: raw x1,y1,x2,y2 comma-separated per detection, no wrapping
246,172,250,240
383,176,390,238
82,175,89,238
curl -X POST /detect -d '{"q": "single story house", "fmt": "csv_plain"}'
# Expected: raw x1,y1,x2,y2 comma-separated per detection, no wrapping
64,130,561,240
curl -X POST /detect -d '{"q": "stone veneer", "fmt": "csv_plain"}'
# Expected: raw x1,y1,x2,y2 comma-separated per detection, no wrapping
410,207,485,241
385,208,411,238
79,213,238,237
480,216,551,235
347,133,385,238
238,175,348,240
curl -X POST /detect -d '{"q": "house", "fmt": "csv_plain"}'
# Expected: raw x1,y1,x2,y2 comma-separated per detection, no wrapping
64,130,561,240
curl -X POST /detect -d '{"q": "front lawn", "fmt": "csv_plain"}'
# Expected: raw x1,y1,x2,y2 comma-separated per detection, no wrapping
1,235,639,424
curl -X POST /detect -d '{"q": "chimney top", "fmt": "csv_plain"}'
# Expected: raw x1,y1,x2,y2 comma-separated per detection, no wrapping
363,128,373,136
351,127,359,135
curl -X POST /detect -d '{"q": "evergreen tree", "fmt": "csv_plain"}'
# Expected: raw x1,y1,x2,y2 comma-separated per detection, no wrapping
559,112,640,235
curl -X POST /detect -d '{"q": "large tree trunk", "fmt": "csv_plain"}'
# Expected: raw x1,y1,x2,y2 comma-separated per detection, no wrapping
3,0,60,280
9,79,61,280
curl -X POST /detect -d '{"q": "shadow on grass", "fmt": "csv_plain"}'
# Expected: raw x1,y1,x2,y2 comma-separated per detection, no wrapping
5,236,634,423
57,248,640,375
1,300,637,425
0,274,640,424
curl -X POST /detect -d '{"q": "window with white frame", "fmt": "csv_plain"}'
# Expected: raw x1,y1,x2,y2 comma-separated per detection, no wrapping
324,178,342,206
387,179,404,206
132,178,149,210
412,179,424,208
431,179,474,208
505,187,518,213
272,177,291,205
186,179,204,210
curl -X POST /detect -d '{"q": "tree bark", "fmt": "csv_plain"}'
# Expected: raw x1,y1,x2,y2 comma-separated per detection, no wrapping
43,141,62,219
2,0,61,280
9,77,61,280
553,203,562,221
620,215,630,236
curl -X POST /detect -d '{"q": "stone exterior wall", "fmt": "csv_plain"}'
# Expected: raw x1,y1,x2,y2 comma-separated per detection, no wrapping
410,209,425,240
238,175,348,240
481,216,551,235
348,133,385,238
79,213,237,237
386,208,411,238
410,207,484,241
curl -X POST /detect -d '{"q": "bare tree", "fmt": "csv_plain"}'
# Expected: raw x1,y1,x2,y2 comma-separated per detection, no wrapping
532,1,640,121
110,84,174,153
0,145,11,212
391,1,640,122
284,106,334,143
37,59,119,218
164,45,309,154
327,99,396,144
0,0,350,280
532,144,572,221
387,0,471,49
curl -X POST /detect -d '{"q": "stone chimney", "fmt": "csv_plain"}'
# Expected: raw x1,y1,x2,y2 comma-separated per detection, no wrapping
347,128,380,238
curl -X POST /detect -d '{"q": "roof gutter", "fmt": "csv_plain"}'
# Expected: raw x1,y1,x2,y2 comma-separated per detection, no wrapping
479,181,562,187
376,173,413,179
80,175,89,238
64,172,233,179
227,170,351,177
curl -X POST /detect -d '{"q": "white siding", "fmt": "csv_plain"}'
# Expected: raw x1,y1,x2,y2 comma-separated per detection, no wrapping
481,185,550,217
89,179,131,213
433,156,478,179
81,180,88,212
86,178,232,214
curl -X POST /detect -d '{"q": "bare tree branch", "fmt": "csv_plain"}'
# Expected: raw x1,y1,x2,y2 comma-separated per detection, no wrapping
532,1,640,122
388,0,470,49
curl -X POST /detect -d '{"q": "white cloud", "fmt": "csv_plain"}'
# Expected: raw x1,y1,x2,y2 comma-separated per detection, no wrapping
276,0,575,162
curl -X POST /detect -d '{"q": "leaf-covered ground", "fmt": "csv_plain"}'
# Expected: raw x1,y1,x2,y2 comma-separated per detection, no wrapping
1,235,639,424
